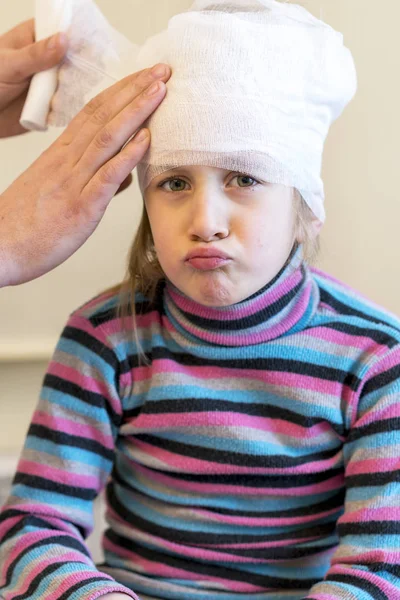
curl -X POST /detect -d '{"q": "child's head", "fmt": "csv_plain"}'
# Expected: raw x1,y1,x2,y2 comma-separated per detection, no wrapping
123,0,356,308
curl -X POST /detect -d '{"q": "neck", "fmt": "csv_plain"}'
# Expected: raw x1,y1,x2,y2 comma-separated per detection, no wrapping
163,245,320,347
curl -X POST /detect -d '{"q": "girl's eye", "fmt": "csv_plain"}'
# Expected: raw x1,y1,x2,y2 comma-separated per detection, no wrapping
231,174,259,188
158,178,188,192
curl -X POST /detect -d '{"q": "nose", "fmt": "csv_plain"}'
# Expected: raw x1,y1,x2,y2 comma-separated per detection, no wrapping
187,188,229,242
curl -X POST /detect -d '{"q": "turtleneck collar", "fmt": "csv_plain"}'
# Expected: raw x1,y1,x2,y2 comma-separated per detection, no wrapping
162,244,320,347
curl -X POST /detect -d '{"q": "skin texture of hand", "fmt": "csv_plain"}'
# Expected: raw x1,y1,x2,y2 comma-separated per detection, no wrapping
0,64,171,287
0,19,68,138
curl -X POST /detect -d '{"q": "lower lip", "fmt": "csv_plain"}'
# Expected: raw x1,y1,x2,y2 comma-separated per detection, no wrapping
187,257,231,270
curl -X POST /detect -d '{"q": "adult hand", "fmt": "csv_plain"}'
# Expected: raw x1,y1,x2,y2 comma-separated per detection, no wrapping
0,19,68,138
0,63,170,287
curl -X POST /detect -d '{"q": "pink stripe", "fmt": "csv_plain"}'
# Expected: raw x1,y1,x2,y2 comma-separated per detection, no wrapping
75,291,116,313
133,459,345,496
332,549,400,565
346,456,400,476
131,410,334,439
308,326,389,353
195,506,340,527
132,359,345,397
339,506,400,522
32,410,113,449
104,537,266,592
18,459,99,491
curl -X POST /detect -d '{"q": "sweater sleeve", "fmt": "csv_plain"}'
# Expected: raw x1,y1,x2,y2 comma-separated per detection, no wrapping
0,311,139,600
304,344,400,599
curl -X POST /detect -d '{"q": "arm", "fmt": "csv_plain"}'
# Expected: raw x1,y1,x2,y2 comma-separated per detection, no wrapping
0,310,139,600
0,19,170,287
304,344,400,599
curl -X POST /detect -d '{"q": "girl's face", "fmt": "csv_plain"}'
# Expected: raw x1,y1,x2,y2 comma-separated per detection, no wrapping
144,166,299,307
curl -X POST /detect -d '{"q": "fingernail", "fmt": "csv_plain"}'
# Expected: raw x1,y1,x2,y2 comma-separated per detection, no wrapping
145,81,161,96
151,64,168,78
135,129,149,143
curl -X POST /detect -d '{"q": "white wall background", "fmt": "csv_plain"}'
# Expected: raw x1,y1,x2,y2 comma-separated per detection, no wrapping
0,1,399,464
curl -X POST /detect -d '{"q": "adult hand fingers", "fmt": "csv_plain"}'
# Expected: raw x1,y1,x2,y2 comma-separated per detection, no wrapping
75,77,167,183
0,19,34,50
81,128,150,214
59,64,170,149
0,32,67,84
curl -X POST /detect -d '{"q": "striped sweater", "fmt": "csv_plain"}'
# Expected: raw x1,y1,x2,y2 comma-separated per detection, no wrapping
1,246,400,600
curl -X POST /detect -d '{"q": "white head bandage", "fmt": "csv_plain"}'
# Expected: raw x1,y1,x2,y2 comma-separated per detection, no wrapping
134,0,357,222
22,0,357,222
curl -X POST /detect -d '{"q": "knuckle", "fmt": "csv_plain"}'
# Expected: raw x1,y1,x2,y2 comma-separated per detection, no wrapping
94,127,113,150
100,162,119,185
83,96,102,117
91,105,113,126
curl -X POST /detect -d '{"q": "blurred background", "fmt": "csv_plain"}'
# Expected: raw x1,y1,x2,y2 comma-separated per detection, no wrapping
0,0,399,559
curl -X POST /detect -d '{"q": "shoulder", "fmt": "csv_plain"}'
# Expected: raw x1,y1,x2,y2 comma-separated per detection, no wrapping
310,266,400,348
66,282,166,347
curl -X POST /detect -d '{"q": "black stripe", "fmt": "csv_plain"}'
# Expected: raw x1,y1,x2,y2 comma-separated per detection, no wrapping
28,423,114,461
13,473,97,501
120,346,362,391
318,321,399,349
327,573,388,600
339,520,400,536
108,480,337,545
133,432,343,470
180,542,338,560
1,534,91,590
103,528,318,589
137,396,345,436
319,288,400,336
62,326,118,369
43,374,121,430
362,364,400,396
202,489,345,518
346,418,400,444
57,577,116,600
346,470,400,488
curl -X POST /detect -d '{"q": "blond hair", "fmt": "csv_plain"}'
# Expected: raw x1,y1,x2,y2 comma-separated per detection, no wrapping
106,188,320,363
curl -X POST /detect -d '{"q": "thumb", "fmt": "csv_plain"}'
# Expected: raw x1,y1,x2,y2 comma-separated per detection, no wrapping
4,33,68,82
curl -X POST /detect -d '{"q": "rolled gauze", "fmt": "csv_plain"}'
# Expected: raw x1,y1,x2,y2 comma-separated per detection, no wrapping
20,0,138,131
134,0,358,222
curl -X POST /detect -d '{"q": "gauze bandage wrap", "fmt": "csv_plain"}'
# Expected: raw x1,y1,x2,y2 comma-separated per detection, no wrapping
134,0,358,222
21,0,357,221
20,0,138,131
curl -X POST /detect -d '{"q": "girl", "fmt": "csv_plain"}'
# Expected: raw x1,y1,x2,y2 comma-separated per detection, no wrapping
1,1,400,599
